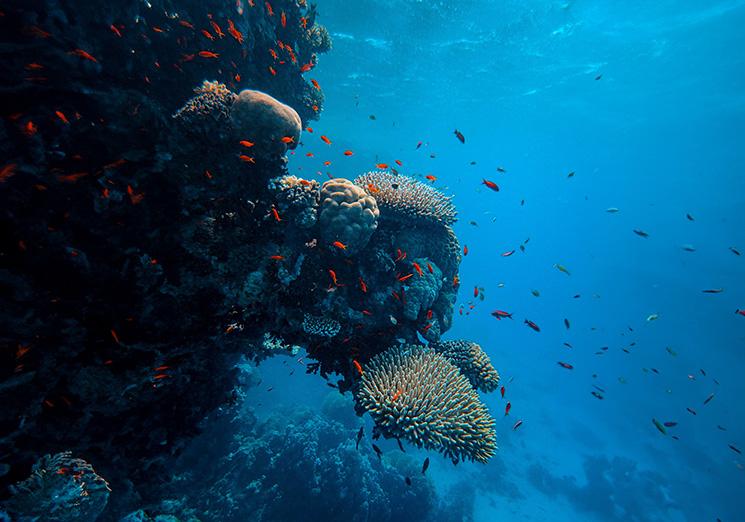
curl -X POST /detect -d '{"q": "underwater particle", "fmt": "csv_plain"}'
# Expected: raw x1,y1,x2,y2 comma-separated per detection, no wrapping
318,178,379,255
356,345,496,463
302,314,341,337
646,313,659,322
354,171,457,226
4,452,110,522
430,340,500,393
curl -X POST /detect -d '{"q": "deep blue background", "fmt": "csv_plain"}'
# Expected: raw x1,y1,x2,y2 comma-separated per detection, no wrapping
251,1,745,520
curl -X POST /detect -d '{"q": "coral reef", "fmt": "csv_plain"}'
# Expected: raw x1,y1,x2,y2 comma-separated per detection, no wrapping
2,452,110,522
319,178,380,255
430,340,500,393
230,89,302,154
354,171,457,227
356,345,497,463
302,313,342,338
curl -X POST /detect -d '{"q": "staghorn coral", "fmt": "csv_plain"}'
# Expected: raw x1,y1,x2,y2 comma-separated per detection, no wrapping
230,89,302,154
319,178,380,255
354,172,457,227
430,340,500,393
356,345,497,463
3,452,110,522
402,258,443,321
302,313,341,337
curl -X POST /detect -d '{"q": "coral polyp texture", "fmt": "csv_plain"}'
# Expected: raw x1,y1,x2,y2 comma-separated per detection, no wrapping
430,340,501,393
173,80,237,128
354,171,457,226
319,178,380,254
302,313,342,337
356,345,497,463
2,452,110,522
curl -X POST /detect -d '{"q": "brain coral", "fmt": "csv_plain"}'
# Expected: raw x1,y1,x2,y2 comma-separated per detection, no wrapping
319,178,380,255
430,340,500,393
356,344,496,463
354,171,457,226
230,89,302,153
3,451,110,522
402,258,443,321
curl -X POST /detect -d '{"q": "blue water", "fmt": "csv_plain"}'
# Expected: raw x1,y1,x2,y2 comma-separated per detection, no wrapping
257,1,745,520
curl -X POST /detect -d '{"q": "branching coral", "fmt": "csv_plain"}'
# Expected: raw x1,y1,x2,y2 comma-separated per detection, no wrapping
354,172,457,227
3,452,110,522
302,313,341,337
356,345,497,463
319,178,380,255
173,80,237,129
430,340,500,393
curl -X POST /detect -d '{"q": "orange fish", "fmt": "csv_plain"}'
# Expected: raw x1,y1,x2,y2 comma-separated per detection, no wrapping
323,160,331,166
453,274,460,287
353,359,363,375
300,62,313,72
110,24,122,37
412,262,423,277
69,49,98,63
426,262,433,273
110,329,120,344
269,255,284,260
362,309,373,316
425,175,437,182
321,135,331,145
376,163,389,169
344,150,354,156
482,179,499,192
55,110,69,124
474,286,479,298
0,163,17,183
306,127,314,133
265,1,274,16
209,20,224,38
311,79,321,90
300,17,308,28
281,11,287,28
281,136,294,144
426,309,433,320
328,269,340,286
227,20,243,43
367,183,380,194
392,388,403,401
23,121,38,137
359,277,368,293
15,344,31,359
398,273,413,282
57,172,88,183
201,29,215,40
239,154,255,163
179,20,195,29
306,152,314,157
127,185,144,204
153,365,170,372
268,65,277,75
25,63,44,70
271,207,281,222
152,26,165,33
153,373,170,380
332,241,347,250
240,140,255,148
395,159,403,166
463,245,468,256
269,48,278,60
199,51,219,58
312,105,319,112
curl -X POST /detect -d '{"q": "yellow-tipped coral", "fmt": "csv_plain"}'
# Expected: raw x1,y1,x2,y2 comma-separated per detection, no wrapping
356,344,496,463
430,340,500,393
354,171,457,226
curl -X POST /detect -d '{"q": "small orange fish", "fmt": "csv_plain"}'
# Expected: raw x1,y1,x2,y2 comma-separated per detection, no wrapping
55,110,69,124
328,269,340,286
376,163,389,169
359,277,368,293
474,286,479,298
367,183,380,194
299,179,312,186
15,344,31,359
153,365,170,372
398,273,413,282
204,170,213,179
269,255,284,260
425,174,437,182
362,309,373,316
268,65,277,75
280,136,294,144
240,140,255,148
209,20,224,38
312,105,319,112
57,172,88,183
463,245,468,256
311,79,321,90
395,159,403,166
306,127,314,133
0,163,17,183
281,11,287,27
153,373,170,380
482,179,499,192
25,63,44,70
426,262,433,273
344,150,354,156
392,388,403,401
265,1,274,16
179,20,195,29
127,185,144,204
23,121,38,136
412,262,423,276
426,309,433,320
239,154,256,164
201,29,215,40
271,207,281,222
332,241,347,250
152,26,165,33
321,135,331,145
269,48,278,60
198,51,219,58
306,152,314,157
353,359,363,375
110,24,122,37
227,20,243,43
300,17,308,28
69,49,98,63
300,62,313,72
110,329,120,344
453,274,460,287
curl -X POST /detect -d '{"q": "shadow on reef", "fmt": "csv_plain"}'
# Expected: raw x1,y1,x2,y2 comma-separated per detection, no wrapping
0,0,501,520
